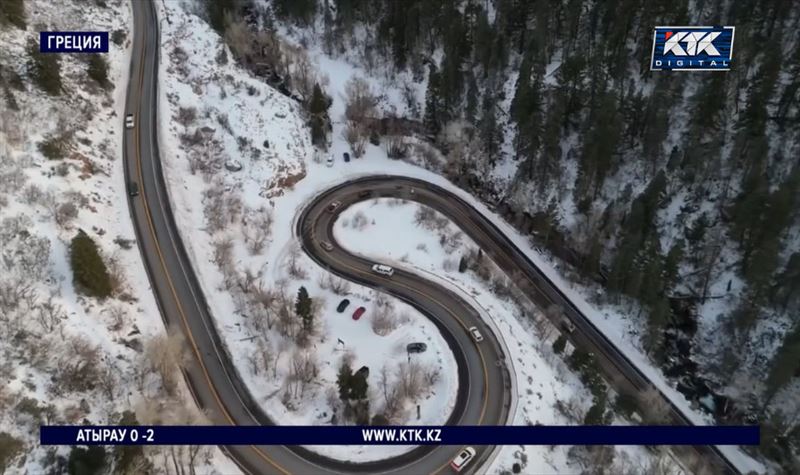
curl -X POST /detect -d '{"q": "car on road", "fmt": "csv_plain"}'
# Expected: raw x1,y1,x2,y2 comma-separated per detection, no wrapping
343,152,350,162
352,306,366,320
371,264,395,276
125,114,135,129
326,154,334,167
336,299,350,313
326,201,342,213
561,319,576,333
320,241,334,252
128,181,139,197
468,326,483,343
450,447,476,472
406,342,427,354
358,189,372,198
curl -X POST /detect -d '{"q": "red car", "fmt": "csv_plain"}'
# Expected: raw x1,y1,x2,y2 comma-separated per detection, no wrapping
352,306,366,320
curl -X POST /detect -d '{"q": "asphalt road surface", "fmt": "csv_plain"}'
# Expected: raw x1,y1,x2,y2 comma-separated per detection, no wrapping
124,0,739,473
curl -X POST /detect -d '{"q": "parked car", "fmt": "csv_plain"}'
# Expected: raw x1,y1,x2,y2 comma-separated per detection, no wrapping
450,447,476,472
326,201,342,213
336,299,350,313
371,264,394,276
352,306,366,320
326,154,334,167
343,152,351,162
320,241,334,252
128,181,139,197
468,326,484,343
561,319,576,333
125,114,135,129
406,342,427,354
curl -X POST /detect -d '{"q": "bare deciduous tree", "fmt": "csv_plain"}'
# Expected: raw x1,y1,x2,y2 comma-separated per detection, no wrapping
342,121,367,158
241,206,273,254
396,361,423,400
285,242,307,279
344,76,376,123
318,273,351,296
371,304,397,336
288,349,318,397
54,201,79,228
35,295,65,333
144,332,189,397
211,236,234,268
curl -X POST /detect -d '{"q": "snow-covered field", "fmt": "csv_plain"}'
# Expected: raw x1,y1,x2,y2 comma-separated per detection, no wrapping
0,0,226,473
155,0,460,463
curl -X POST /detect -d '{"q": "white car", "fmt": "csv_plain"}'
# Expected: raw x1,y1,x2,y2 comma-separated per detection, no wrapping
371,264,394,277
320,241,334,252
326,201,342,213
326,154,334,167
450,446,476,472
125,114,135,129
468,326,483,343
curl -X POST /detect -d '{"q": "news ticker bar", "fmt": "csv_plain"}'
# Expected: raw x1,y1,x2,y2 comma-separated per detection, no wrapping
41,425,760,446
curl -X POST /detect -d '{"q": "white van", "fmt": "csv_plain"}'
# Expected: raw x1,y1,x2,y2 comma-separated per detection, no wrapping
371,264,394,277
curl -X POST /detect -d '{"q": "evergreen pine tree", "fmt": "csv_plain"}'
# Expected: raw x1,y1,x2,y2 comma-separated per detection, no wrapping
458,256,468,273
87,55,109,89
27,39,62,96
308,83,331,148
273,0,317,25
0,0,26,29
204,0,236,34
479,92,502,164
552,335,567,354
70,230,112,298
295,286,313,333
308,83,329,115
764,324,800,402
349,371,368,400
114,411,148,473
336,363,353,402
68,446,106,475
423,65,442,139
772,253,800,310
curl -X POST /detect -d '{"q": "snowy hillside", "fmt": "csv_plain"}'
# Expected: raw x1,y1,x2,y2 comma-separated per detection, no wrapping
156,0,464,462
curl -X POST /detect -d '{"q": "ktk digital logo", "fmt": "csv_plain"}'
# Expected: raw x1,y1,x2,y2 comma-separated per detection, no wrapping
650,26,735,71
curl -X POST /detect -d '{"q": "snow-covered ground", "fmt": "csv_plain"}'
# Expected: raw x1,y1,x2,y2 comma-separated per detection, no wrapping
154,1,764,472
334,199,685,473
0,0,226,473
155,0,458,463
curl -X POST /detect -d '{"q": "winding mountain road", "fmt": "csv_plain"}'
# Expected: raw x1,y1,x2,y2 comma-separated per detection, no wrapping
122,0,740,474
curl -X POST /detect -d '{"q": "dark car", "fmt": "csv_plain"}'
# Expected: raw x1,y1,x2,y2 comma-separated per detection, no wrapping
352,306,366,320
128,181,139,197
406,342,427,354
358,189,372,198
336,299,350,313
343,152,351,162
